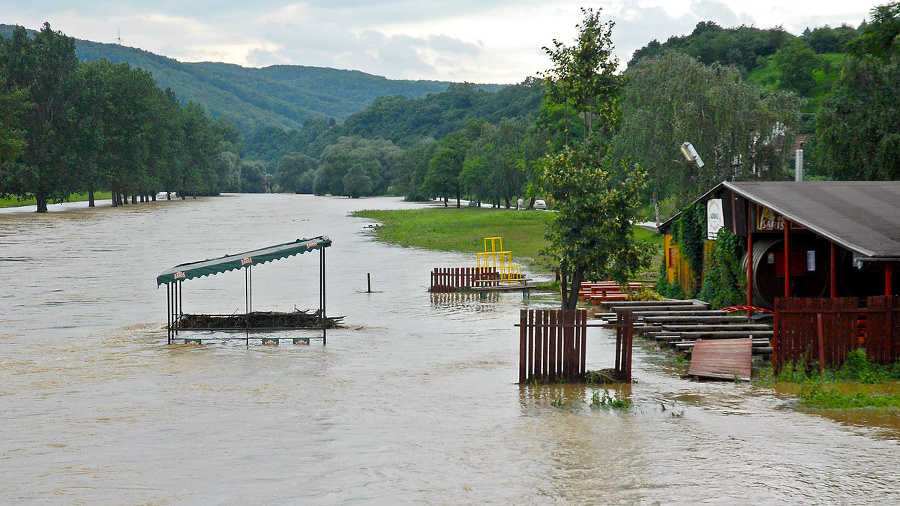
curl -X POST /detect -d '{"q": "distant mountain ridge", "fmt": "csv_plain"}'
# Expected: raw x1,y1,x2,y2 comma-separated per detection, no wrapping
0,24,504,133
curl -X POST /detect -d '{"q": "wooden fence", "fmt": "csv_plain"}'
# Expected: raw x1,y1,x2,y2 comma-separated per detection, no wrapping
773,296,899,372
614,309,634,382
519,309,587,383
864,295,900,365
429,267,498,292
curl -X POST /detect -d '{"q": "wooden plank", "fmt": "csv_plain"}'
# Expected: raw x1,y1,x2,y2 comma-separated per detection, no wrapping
675,338,769,349
599,299,698,309
643,315,749,324
614,305,711,313
678,330,773,339
605,299,697,305
631,310,724,319
661,324,772,332
688,338,753,380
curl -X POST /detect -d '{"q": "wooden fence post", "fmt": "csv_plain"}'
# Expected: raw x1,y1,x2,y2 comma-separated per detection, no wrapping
519,310,527,383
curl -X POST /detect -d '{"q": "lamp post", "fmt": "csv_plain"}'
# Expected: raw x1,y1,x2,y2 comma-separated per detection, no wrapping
680,141,704,167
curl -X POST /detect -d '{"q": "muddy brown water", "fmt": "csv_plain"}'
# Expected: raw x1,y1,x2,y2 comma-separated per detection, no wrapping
1,194,898,503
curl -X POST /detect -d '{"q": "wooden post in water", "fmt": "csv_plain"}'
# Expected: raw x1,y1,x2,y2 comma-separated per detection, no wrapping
519,310,527,383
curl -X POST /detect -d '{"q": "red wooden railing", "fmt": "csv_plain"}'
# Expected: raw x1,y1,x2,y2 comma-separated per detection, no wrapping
773,296,899,372
429,267,498,292
519,309,587,383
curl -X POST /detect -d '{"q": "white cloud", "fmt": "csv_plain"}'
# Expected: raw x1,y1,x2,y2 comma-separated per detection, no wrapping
0,0,887,83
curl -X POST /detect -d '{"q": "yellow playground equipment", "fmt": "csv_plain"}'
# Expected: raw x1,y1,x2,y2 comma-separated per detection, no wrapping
476,237,522,282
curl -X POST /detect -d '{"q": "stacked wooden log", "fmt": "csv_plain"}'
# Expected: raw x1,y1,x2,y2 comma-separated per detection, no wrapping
597,300,773,356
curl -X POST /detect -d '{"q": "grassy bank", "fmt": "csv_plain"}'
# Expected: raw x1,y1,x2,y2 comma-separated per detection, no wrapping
759,350,900,409
0,191,113,209
351,207,664,269
353,207,555,264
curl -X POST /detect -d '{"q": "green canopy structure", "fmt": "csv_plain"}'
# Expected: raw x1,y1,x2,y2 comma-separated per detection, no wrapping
156,236,331,286
157,236,331,345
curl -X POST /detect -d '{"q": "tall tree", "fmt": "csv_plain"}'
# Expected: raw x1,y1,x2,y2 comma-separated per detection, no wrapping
240,160,267,193
538,8,653,309
276,152,317,193
810,2,900,180
424,130,469,207
0,23,78,211
612,51,799,213
66,60,109,206
773,38,822,95
0,81,28,191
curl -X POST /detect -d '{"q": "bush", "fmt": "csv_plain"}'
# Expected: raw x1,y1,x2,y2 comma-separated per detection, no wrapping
697,228,745,308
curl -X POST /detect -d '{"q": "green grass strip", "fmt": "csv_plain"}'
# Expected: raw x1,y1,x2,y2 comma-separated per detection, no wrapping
799,385,900,409
0,192,113,209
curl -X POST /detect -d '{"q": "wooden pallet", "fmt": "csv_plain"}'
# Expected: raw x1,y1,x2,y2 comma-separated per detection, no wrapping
687,338,753,380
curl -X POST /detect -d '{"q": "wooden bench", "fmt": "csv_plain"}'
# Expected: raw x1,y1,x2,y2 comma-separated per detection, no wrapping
588,293,630,303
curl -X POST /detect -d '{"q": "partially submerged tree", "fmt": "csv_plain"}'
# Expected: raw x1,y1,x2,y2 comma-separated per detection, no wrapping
539,149,653,309
0,23,78,211
539,8,653,309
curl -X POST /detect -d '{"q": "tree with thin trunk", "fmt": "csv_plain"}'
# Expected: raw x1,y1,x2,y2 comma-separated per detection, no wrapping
538,8,653,309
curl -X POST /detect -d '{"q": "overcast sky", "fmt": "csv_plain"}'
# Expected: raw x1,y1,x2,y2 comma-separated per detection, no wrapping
2,1,884,83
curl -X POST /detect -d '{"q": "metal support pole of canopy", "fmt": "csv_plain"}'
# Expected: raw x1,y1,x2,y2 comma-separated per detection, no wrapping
321,246,327,345
166,283,172,345
245,265,251,347
178,281,182,332
177,280,182,337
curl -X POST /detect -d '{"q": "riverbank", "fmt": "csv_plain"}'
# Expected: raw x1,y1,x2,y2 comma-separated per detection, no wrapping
756,351,900,409
352,206,664,269
0,191,113,209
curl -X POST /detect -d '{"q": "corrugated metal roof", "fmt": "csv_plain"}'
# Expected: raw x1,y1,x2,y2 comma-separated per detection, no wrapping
724,181,900,259
658,181,900,260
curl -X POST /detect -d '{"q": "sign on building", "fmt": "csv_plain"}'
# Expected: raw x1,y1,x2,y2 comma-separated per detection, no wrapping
756,205,785,231
707,199,724,240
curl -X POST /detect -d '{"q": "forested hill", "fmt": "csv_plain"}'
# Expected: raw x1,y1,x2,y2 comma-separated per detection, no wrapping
0,24,502,133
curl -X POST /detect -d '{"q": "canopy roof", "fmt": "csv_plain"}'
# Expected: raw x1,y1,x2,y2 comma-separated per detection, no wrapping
157,236,331,286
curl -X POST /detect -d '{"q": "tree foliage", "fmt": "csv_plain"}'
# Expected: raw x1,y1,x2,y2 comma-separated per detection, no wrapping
773,39,822,95
847,2,900,59
276,152,317,193
613,52,800,212
0,24,242,210
810,2,900,180
629,22,794,74
805,25,859,54
538,8,653,309
0,23,78,211
539,149,653,309
0,78,27,175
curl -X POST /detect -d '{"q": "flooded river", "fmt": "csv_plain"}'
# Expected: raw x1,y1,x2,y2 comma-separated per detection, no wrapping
1,194,898,504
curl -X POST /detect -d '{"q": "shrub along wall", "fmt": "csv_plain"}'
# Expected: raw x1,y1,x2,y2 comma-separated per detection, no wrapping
656,202,745,308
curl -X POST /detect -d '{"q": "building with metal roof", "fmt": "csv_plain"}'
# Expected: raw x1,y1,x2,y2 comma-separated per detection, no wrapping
658,181,900,308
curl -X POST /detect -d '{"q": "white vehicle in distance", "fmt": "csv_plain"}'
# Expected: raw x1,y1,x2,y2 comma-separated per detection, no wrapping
534,199,547,210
